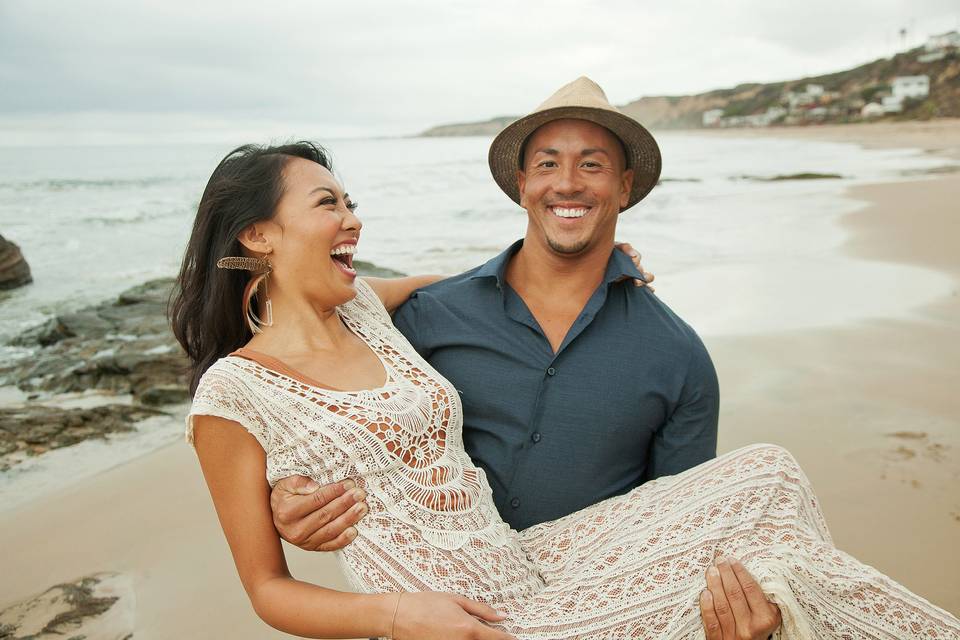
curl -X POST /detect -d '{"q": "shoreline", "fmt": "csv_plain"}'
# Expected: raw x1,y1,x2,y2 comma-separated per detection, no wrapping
682,117,960,160
707,176,960,615
1,122,958,634
704,119,960,613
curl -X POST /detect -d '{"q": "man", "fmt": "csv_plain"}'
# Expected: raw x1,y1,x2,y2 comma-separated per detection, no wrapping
270,77,780,639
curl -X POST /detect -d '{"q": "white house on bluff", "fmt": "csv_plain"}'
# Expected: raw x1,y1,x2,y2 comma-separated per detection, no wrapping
925,30,960,51
702,109,724,127
881,75,930,113
893,76,930,100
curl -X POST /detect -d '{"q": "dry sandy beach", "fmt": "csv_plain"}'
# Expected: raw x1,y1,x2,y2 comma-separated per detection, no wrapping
704,119,960,615
0,120,957,638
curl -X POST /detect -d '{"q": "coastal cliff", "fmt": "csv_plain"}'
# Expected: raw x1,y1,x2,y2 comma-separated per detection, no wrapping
421,44,960,135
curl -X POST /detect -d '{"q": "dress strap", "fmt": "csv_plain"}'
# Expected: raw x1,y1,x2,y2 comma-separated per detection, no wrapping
229,347,345,391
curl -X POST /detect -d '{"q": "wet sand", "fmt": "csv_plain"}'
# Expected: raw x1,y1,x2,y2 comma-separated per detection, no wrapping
0,120,958,636
709,175,960,615
694,117,960,160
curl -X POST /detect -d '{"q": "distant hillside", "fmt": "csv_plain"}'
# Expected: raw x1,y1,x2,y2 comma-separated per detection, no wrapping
420,116,517,137
420,44,960,135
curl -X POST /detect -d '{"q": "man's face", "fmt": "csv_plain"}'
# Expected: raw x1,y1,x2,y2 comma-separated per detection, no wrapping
517,119,634,256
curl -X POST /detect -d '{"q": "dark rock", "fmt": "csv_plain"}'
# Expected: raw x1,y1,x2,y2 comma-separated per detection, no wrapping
737,172,844,182
0,572,134,639
764,172,844,181
115,278,174,305
9,317,74,347
0,278,186,399
139,384,191,406
57,310,115,338
658,177,702,184
0,404,165,470
355,260,407,278
0,234,32,291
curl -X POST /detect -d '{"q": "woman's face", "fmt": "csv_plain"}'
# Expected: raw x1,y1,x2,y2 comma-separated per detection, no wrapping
251,156,362,307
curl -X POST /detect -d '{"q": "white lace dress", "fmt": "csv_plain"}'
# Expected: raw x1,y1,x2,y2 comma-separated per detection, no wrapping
186,280,960,639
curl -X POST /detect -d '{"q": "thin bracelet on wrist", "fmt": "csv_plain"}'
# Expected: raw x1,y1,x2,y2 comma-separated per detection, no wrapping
390,592,403,638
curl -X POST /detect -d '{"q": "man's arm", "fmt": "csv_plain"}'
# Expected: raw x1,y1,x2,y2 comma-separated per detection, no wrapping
646,331,719,480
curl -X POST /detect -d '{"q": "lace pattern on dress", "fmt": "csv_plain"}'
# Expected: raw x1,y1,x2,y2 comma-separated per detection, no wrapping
187,279,513,552
186,281,960,639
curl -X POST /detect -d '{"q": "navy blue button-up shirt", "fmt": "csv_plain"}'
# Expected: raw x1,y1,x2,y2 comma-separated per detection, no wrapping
392,240,719,530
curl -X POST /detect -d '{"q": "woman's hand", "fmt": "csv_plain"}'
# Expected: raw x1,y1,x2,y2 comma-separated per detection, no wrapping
391,592,517,640
614,241,656,291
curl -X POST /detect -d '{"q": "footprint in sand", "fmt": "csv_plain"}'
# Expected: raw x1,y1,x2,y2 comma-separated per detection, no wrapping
883,431,951,464
881,433,960,521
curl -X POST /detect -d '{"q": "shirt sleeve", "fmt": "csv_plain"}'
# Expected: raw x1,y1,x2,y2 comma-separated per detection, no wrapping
185,363,271,453
646,331,719,480
391,291,433,358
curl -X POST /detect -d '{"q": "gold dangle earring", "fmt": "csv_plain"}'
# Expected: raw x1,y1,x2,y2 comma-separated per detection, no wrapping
216,255,274,334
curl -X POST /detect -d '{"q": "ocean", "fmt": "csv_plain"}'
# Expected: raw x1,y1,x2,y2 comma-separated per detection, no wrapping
0,134,953,344
0,133,955,509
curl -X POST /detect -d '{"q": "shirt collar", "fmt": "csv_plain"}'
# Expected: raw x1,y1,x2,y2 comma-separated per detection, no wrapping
469,239,524,287
604,243,645,285
470,238,643,287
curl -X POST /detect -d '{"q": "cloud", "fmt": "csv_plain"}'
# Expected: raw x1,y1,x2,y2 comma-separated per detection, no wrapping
0,0,957,138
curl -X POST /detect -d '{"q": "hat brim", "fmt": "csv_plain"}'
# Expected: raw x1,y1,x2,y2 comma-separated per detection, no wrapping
488,106,662,212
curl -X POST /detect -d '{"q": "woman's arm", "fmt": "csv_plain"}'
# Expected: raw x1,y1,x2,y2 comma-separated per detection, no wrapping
362,275,445,314
193,415,515,639
193,415,396,638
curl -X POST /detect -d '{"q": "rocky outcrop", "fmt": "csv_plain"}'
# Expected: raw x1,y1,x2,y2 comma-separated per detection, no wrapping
0,404,165,471
3,278,187,403
0,235,32,291
0,277,185,471
0,572,134,640
354,259,405,278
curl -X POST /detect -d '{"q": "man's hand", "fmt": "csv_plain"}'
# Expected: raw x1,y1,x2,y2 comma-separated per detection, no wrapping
700,558,782,640
270,475,368,552
614,241,656,291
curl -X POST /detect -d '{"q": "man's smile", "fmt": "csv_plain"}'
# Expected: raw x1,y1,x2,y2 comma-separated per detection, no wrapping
548,204,593,220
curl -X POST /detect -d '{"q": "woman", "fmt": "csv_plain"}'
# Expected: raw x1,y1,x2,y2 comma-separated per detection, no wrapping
172,142,960,639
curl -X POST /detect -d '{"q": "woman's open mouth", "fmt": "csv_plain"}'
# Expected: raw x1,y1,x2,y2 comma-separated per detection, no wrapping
330,243,357,277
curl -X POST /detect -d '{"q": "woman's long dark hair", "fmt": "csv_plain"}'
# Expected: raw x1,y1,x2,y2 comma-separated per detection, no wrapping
170,141,333,394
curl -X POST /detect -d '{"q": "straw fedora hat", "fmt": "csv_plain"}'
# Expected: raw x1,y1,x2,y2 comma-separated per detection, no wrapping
488,76,661,212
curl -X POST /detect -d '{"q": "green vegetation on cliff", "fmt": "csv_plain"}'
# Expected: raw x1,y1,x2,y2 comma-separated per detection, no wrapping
420,44,960,135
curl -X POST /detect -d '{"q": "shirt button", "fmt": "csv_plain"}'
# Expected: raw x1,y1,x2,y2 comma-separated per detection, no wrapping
546,367,556,376
510,497,520,509
531,432,542,443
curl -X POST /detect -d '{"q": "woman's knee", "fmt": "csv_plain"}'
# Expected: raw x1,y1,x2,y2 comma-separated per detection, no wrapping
724,443,807,484
753,443,801,471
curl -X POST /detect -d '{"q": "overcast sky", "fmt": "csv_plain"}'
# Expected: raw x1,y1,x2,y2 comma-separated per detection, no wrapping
1,0,958,141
